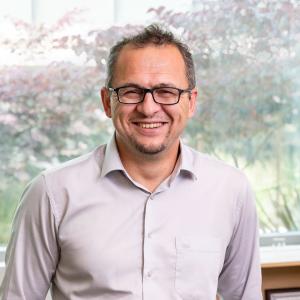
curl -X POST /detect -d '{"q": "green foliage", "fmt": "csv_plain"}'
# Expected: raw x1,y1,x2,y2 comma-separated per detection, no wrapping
0,1,300,244
0,179,22,244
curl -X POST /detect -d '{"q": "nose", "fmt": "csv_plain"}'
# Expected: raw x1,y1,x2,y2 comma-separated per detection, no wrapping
136,90,161,116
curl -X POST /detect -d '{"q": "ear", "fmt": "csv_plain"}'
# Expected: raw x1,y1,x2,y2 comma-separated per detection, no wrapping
188,88,197,118
101,87,112,118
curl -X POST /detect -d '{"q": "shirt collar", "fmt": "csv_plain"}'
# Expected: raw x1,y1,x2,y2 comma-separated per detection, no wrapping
100,135,197,181
100,135,126,178
176,142,198,181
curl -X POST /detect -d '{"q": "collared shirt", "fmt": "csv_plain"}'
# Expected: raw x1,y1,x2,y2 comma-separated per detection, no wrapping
0,136,262,300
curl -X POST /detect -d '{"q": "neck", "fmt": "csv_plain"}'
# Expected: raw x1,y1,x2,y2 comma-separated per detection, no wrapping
117,140,180,193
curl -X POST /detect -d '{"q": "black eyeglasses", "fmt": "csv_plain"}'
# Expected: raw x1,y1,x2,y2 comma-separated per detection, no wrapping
108,85,192,105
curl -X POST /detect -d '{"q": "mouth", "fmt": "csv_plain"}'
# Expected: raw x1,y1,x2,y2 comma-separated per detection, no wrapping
132,122,167,129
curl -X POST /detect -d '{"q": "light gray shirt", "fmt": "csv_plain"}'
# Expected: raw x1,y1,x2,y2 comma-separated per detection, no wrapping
0,136,262,300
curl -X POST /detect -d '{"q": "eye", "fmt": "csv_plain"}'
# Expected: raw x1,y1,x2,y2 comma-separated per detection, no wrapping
155,88,178,97
119,87,143,99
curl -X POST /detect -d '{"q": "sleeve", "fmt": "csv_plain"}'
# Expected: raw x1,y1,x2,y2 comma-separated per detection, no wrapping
217,177,262,300
0,175,59,300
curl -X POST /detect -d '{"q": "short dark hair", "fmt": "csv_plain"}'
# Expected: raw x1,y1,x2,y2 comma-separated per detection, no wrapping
105,24,196,89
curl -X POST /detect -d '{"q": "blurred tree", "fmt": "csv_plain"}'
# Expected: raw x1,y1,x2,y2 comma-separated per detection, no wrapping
148,0,300,167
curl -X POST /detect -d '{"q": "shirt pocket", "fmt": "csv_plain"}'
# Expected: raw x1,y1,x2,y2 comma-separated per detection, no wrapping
175,236,222,300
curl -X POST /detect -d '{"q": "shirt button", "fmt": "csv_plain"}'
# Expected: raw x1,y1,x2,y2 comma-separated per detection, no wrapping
146,271,152,278
147,232,152,239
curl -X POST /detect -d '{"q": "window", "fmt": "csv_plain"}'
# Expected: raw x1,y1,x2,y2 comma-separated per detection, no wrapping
0,0,299,247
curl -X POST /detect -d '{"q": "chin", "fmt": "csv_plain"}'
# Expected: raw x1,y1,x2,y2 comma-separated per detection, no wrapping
134,143,166,155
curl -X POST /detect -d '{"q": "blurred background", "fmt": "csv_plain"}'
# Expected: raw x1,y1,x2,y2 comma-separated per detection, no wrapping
0,0,299,246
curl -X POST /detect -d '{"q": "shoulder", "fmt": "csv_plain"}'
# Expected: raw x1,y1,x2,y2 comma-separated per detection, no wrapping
41,144,106,187
182,144,254,215
20,143,106,197
183,144,248,186
23,144,107,222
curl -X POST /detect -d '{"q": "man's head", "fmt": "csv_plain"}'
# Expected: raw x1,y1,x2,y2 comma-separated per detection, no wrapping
105,24,196,90
101,24,197,159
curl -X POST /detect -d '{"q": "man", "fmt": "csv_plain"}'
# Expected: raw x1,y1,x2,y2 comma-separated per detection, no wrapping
0,24,262,300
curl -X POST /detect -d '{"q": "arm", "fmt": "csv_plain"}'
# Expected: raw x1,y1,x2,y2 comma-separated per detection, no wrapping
217,178,262,300
0,175,59,300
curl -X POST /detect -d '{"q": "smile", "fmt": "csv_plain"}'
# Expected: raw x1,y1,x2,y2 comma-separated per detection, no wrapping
137,122,164,128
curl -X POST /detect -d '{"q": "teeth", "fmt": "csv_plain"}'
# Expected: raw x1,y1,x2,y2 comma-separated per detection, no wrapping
139,123,163,128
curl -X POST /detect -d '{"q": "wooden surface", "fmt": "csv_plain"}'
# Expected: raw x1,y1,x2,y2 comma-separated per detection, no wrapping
261,264,300,299
262,261,300,268
260,246,300,299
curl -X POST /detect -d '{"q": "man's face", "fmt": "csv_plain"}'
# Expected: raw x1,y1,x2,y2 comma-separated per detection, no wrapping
101,44,197,158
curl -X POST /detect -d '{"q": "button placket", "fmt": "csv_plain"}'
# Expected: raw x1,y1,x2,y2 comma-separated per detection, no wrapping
145,194,155,239
143,193,156,287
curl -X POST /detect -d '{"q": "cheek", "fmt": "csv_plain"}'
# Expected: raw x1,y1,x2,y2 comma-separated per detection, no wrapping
111,105,133,126
182,102,193,119
165,103,190,121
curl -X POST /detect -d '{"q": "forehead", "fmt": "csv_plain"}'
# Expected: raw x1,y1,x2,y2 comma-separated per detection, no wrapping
112,44,187,86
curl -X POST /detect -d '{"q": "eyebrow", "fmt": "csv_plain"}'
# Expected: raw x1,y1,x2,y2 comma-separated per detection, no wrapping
114,82,178,89
153,83,178,88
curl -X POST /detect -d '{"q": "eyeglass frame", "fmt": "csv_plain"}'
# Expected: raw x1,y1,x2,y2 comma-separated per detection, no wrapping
108,85,192,105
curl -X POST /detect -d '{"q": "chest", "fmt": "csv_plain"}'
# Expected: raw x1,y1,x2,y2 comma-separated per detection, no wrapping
54,178,235,299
